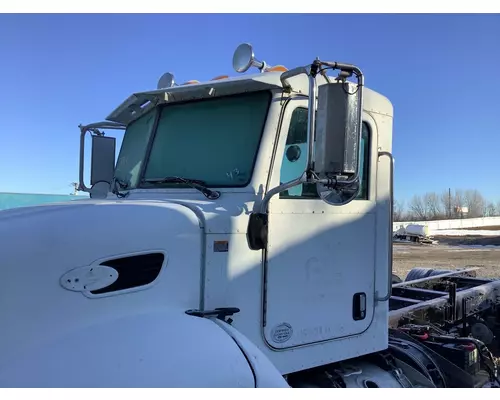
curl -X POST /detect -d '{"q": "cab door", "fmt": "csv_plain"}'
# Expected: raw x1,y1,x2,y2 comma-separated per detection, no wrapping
262,97,378,349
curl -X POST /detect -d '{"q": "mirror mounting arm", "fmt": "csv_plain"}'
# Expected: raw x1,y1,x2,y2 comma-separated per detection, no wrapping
280,65,311,91
257,172,308,215
317,61,365,191
247,58,365,251
255,60,322,216
279,58,364,190
88,128,105,137
306,59,321,174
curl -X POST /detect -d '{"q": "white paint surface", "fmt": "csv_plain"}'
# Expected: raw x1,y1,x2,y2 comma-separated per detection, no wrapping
393,216,500,232
431,229,500,237
0,70,397,384
0,310,256,388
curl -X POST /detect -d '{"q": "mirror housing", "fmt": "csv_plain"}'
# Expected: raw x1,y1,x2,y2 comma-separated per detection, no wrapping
314,81,362,178
90,135,116,186
247,213,268,250
78,122,123,195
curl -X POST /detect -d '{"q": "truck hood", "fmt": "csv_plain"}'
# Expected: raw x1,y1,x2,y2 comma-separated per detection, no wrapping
0,198,205,369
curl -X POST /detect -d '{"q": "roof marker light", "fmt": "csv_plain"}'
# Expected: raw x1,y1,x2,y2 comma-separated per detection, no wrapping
266,65,288,72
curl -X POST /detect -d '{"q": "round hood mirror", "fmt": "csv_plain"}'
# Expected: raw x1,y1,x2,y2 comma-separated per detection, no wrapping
232,43,255,73
157,72,175,89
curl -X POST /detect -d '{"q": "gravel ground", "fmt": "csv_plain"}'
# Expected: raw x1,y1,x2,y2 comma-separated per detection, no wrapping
393,235,500,280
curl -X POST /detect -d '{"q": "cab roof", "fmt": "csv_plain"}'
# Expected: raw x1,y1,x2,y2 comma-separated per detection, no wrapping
106,70,393,126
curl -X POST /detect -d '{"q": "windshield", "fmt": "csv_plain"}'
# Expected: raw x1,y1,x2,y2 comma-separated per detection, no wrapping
141,90,271,188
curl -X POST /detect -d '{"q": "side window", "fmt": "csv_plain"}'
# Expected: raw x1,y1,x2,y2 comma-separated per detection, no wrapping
279,107,370,200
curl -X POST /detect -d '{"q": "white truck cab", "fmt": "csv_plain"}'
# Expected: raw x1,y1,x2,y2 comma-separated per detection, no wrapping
0,43,395,387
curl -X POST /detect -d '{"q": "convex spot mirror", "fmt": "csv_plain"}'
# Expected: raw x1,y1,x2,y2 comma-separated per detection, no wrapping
89,181,111,199
232,43,265,73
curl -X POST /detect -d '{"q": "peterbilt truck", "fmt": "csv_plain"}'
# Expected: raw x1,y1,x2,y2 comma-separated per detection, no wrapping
1,43,500,388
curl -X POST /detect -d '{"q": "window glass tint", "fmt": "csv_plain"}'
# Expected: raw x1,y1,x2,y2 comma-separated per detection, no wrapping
279,107,370,200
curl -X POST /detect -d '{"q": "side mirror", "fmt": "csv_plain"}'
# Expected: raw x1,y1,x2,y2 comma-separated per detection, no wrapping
314,81,362,204
85,135,115,199
78,125,118,197
90,135,116,187
245,57,365,251
315,81,361,178
78,122,124,198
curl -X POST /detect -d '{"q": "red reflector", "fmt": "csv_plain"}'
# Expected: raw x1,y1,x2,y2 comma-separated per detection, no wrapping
416,333,429,340
461,344,476,352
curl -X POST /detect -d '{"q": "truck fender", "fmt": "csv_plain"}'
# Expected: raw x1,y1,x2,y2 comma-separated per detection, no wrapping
0,309,258,388
213,319,290,388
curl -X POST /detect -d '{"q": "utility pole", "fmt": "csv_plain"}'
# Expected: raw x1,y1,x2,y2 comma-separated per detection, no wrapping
448,188,451,218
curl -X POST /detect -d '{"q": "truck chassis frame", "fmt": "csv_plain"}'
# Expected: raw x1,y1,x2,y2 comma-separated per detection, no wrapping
379,268,500,388
389,268,500,331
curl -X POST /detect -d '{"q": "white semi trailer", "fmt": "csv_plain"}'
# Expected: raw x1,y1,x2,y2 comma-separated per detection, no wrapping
1,43,500,388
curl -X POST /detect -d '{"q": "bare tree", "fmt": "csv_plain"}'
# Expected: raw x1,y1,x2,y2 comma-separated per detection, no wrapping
393,200,405,222
409,195,428,220
424,192,443,220
464,189,485,218
485,203,497,217
396,188,497,221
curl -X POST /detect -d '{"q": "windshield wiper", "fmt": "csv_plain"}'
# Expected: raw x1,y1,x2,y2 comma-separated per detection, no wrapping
144,176,221,200
112,178,130,198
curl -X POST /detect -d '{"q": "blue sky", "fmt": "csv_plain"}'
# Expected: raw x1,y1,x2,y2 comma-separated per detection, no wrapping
0,14,499,202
